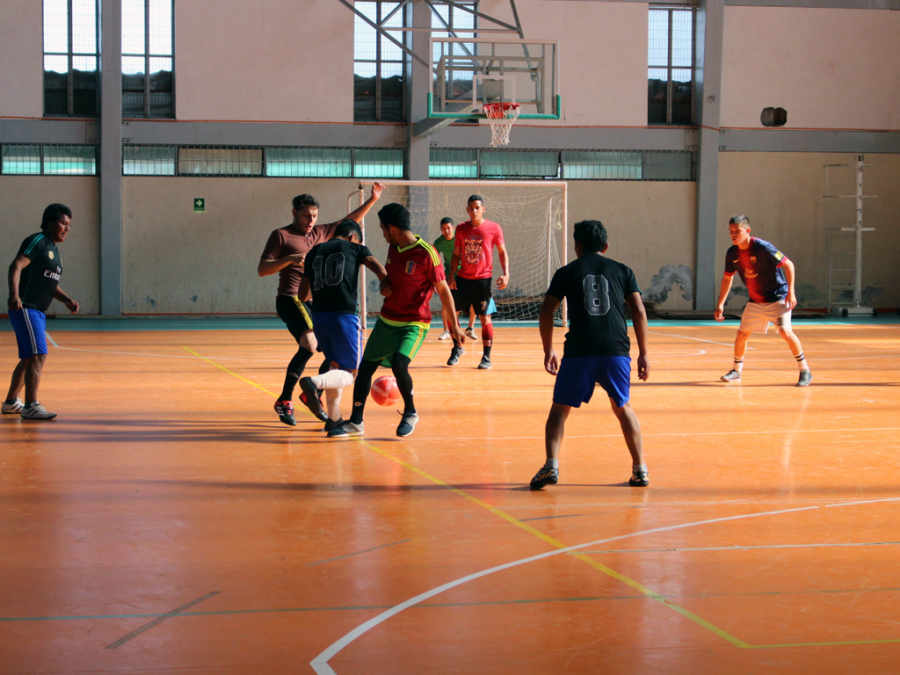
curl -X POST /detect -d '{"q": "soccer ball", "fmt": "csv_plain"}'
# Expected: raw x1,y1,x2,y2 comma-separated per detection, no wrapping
371,375,401,406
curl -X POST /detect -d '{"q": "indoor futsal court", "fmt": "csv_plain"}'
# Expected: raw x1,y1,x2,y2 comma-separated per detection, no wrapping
2,0,900,673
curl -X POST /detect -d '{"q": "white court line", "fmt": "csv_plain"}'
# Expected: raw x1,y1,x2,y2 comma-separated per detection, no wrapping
45,331,59,348
310,505,818,675
825,497,900,509
648,330,749,348
51,345,284,362
402,426,900,441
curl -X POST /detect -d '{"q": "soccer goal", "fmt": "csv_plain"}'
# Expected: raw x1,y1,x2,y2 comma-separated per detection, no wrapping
348,180,568,326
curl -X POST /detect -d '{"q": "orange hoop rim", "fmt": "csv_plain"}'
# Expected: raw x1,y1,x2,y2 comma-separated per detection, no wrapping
483,102,520,119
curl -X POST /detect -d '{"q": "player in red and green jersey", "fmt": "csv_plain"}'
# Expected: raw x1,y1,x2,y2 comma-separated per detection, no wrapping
329,203,464,439
714,215,811,387
448,195,509,369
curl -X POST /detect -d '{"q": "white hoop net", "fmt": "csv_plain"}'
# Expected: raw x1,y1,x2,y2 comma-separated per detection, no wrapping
483,103,520,147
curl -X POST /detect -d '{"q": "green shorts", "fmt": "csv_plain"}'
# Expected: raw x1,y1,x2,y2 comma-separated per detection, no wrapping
363,318,429,367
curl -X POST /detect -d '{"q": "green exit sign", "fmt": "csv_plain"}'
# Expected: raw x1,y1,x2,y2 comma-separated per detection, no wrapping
194,198,205,213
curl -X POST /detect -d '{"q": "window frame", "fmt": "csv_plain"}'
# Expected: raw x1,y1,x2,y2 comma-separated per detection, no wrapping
122,0,176,118
43,0,101,117
648,5,696,126
353,2,408,123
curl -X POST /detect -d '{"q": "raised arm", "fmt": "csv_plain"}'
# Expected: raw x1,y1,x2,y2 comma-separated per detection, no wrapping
496,241,510,290
539,294,561,375
344,182,384,225
7,253,30,311
714,273,734,321
625,292,649,381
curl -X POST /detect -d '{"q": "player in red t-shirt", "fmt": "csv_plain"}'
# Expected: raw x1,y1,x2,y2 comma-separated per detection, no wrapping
328,203,464,439
447,195,510,369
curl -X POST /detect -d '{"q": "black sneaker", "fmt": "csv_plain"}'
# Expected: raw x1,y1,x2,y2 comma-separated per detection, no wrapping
447,347,464,366
720,369,742,382
323,417,345,432
530,466,559,490
797,370,812,387
396,411,420,437
629,470,649,487
298,378,328,421
274,399,296,426
478,355,491,370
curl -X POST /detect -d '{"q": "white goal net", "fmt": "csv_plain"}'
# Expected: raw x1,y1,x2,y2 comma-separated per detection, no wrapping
350,180,568,324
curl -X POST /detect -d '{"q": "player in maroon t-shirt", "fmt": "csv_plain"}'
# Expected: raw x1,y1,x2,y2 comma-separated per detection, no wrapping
258,183,383,426
328,203,464,439
447,195,509,370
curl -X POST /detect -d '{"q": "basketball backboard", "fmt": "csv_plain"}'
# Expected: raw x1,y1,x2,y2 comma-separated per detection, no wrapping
428,38,560,120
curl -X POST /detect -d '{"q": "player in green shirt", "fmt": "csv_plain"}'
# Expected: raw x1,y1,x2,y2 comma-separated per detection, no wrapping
432,217,480,342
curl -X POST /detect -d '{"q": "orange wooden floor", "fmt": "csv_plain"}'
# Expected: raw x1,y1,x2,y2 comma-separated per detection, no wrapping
2,322,900,674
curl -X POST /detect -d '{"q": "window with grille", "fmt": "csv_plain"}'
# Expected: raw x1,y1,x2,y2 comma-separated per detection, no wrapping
354,2,407,122
43,0,100,117
648,6,695,126
123,0,174,117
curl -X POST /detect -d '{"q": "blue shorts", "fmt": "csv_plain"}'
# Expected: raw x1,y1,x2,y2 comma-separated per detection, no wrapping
312,311,361,371
9,308,48,360
553,355,632,408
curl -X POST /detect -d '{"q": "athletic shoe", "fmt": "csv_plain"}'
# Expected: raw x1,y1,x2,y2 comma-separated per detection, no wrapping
629,470,650,487
438,330,451,341
323,417,345,433
274,399,296,426
478,355,492,370
797,370,812,387
720,369,742,382
396,411,419,437
299,377,327,420
1,398,24,414
530,466,559,490
20,402,57,421
299,386,328,421
465,327,478,341
447,347,464,366
327,420,364,438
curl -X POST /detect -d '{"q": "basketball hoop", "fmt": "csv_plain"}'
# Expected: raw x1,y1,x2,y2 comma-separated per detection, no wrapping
483,102,520,147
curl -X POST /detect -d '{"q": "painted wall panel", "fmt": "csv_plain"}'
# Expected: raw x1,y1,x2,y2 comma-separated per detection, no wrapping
0,177,100,314
0,0,43,118
717,152,900,309
175,0,354,122
122,177,362,313
722,8,900,130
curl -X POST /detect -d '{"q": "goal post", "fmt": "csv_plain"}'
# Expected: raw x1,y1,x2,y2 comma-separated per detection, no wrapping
347,180,568,329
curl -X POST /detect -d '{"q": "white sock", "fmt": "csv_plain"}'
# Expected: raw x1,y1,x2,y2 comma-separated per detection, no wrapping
794,352,808,371
544,458,559,469
312,370,354,390
733,359,744,372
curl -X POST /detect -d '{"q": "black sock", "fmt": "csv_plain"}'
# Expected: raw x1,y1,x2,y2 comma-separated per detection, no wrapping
280,347,313,401
350,360,379,424
451,339,461,352
483,345,492,358
391,354,415,414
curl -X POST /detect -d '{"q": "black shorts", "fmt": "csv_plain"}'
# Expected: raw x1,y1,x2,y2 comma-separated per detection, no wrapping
276,295,314,341
455,277,493,316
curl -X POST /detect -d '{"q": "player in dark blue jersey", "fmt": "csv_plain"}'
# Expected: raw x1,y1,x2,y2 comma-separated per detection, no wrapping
530,220,650,490
4,204,80,420
714,215,811,386
297,220,389,429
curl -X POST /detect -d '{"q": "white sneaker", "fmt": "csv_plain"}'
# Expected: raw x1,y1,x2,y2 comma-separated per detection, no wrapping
465,327,478,341
2,398,24,414
20,402,57,420
438,330,451,340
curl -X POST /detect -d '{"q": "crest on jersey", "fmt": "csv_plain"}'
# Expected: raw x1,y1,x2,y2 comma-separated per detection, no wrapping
750,256,757,263
774,251,784,261
405,261,416,274
48,251,54,260
464,237,484,264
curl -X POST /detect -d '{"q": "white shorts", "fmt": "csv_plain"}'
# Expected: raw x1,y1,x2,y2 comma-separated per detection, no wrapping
740,299,792,334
